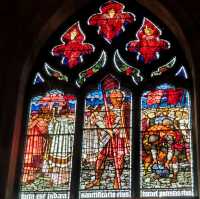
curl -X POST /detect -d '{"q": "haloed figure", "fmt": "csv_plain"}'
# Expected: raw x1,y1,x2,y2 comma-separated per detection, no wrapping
86,89,129,190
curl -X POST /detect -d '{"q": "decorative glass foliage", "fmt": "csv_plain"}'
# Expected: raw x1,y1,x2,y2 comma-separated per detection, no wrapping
44,63,68,82
51,22,95,68
76,51,107,87
19,90,76,199
114,50,143,85
88,0,135,43
80,75,132,198
126,18,170,64
151,57,176,77
140,84,193,197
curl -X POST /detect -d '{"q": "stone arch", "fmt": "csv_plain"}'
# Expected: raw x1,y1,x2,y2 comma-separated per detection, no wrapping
4,1,199,198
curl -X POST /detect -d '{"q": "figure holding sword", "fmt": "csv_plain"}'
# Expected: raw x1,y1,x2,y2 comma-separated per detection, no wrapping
85,76,130,190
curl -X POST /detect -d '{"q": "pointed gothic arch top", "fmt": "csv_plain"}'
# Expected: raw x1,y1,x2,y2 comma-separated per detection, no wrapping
6,1,198,199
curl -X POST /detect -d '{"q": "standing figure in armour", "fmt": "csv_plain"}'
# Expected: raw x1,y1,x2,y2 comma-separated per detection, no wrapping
86,88,130,190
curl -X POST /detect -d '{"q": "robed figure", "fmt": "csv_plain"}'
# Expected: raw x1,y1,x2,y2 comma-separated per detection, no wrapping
22,107,50,184
42,104,76,187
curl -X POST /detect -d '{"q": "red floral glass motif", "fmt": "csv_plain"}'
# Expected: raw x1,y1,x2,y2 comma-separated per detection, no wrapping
126,18,170,64
88,0,135,43
51,22,94,68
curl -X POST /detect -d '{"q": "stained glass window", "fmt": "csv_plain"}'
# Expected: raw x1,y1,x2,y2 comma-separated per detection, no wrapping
19,0,197,198
141,84,193,197
19,90,76,199
80,75,132,198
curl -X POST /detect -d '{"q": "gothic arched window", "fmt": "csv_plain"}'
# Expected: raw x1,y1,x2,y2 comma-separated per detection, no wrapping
18,1,195,198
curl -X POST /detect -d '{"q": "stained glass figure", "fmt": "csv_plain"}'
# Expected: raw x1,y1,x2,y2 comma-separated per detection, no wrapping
51,22,95,68
114,49,143,85
126,18,170,64
44,62,68,82
33,72,44,85
80,75,132,198
141,84,193,197
151,57,176,77
88,0,135,44
19,90,76,199
175,66,188,79
76,51,107,87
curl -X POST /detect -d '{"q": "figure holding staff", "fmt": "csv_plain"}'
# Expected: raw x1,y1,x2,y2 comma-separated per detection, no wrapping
85,75,131,190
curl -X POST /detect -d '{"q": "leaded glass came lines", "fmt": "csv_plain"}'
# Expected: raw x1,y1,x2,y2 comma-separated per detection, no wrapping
80,75,132,198
140,84,193,197
19,90,76,199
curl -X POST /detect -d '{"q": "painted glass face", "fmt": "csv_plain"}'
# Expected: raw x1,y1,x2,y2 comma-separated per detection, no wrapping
88,0,135,43
51,22,94,69
140,84,193,198
80,75,132,198
19,90,76,199
126,18,170,64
